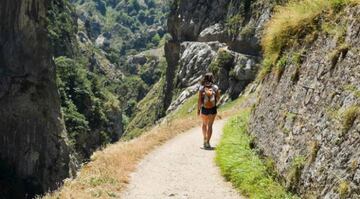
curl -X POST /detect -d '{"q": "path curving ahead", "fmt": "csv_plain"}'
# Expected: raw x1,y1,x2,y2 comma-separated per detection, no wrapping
121,119,243,199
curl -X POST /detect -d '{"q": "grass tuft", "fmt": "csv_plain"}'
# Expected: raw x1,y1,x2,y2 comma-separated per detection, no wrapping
290,51,303,83
328,44,350,70
286,156,306,192
275,55,288,82
308,140,320,164
341,105,360,133
216,109,296,199
338,180,350,199
344,84,360,98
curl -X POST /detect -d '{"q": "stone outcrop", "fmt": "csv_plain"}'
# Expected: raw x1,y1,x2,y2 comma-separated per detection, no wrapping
167,0,229,42
166,42,258,113
198,23,227,42
126,0,279,134
0,0,72,198
176,42,224,87
163,0,272,113
249,6,360,198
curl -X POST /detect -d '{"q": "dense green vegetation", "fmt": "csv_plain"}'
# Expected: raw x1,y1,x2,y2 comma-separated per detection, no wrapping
55,57,123,156
71,0,169,118
48,0,78,57
259,0,360,80
48,0,123,158
47,0,169,158
71,0,169,59
216,109,296,199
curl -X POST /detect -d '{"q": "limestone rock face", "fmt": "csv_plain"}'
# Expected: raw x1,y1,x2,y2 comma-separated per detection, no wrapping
0,0,72,197
163,0,275,113
198,23,227,42
176,42,224,87
167,0,229,42
249,6,360,198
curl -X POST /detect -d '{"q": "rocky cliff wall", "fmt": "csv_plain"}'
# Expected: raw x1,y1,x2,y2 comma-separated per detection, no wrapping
0,0,72,198
249,5,360,198
125,0,285,135
164,0,278,113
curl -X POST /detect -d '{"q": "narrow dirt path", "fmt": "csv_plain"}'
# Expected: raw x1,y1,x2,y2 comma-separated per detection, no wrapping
121,119,243,199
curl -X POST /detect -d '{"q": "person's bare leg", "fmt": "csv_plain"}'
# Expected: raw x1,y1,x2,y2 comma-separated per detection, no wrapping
202,122,207,142
201,115,208,145
206,114,216,145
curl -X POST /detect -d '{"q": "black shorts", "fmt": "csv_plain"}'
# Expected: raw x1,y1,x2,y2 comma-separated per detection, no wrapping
201,107,217,115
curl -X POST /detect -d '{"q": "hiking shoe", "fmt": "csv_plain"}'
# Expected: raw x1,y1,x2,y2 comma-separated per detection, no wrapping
204,142,211,149
203,142,208,149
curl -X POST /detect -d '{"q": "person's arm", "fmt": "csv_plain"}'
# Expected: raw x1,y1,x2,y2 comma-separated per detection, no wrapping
216,89,221,106
198,91,202,116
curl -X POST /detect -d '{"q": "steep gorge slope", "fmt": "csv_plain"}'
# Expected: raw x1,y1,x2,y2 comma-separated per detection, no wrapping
67,0,171,138
126,0,281,136
48,0,124,160
0,0,73,198
48,0,170,158
249,2,360,198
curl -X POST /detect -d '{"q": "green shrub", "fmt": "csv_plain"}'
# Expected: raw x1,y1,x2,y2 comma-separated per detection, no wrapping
225,14,243,36
209,49,234,74
151,34,161,46
62,101,89,141
240,23,255,38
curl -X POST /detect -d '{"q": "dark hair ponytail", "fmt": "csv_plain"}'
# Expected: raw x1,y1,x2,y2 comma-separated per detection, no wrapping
201,72,214,86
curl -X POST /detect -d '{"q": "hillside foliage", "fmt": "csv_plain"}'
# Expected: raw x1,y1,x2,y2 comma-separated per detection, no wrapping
47,0,169,158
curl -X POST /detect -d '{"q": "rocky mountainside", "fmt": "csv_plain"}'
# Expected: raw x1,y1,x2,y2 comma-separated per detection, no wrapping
126,0,279,136
0,0,73,198
129,0,360,198
249,2,360,198
47,0,170,159
1,0,359,198
164,0,267,110
64,0,171,138
1,0,169,197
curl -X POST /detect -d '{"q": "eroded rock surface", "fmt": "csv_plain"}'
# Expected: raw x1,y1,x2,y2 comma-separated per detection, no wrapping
0,0,72,198
163,0,277,113
249,6,360,198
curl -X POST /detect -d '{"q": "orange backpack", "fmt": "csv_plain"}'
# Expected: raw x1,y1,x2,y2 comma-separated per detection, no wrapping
202,86,216,109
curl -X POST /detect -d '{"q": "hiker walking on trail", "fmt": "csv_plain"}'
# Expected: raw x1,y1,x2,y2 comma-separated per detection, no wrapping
198,72,221,149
